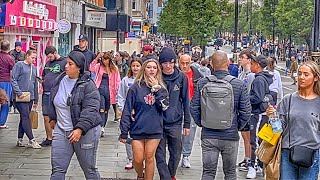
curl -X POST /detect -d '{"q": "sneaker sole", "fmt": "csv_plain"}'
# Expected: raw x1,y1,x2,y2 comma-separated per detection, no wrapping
125,166,134,170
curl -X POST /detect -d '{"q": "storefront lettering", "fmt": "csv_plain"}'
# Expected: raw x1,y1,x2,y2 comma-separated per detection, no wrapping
87,12,103,23
9,15,17,25
20,17,26,27
22,0,49,20
35,19,41,28
27,18,34,27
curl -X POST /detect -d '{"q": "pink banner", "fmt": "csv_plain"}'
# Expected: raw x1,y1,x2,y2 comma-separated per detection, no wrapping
5,0,57,31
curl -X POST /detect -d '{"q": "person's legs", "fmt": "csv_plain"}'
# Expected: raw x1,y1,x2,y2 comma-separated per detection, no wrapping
299,150,319,180
15,102,34,140
249,114,259,167
41,93,53,146
167,125,182,177
155,130,171,180
182,118,197,161
132,139,145,178
50,126,74,180
99,88,106,127
125,135,134,169
280,149,298,180
239,130,251,170
201,138,220,180
74,125,101,179
0,82,11,126
220,140,239,180
144,139,161,180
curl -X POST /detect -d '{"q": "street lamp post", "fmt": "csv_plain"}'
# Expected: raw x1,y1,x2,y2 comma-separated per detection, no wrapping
312,0,320,52
234,0,239,52
116,8,120,52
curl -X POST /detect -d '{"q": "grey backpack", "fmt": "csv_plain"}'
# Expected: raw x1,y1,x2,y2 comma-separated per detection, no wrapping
200,75,235,129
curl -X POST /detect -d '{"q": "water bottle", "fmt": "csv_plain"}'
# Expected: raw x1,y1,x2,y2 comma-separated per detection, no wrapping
264,96,283,133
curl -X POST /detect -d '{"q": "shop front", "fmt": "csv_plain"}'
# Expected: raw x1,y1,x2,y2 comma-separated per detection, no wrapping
0,0,57,76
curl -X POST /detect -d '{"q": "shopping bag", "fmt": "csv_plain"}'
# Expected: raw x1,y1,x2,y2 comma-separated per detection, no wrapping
257,123,281,145
255,139,278,164
29,111,38,129
265,137,282,180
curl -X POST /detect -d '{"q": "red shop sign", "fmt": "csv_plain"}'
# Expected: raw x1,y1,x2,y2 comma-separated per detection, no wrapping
5,0,57,31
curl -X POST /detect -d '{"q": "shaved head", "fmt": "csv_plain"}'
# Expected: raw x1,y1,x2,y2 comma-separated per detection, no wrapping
179,54,192,72
210,50,229,70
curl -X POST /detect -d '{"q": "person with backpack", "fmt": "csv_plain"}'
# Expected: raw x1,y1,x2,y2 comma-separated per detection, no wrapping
247,54,275,179
190,50,251,180
155,47,191,180
178,54,203,168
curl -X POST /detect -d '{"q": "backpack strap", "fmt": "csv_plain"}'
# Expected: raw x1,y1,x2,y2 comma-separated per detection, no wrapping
223,75,236,83
206,75,218,82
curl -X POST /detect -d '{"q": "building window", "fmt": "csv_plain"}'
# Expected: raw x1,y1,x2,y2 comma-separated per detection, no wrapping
104,0,116,10
132,0,136,10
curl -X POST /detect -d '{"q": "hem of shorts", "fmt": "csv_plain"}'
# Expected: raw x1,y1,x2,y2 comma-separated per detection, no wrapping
131,134,163,140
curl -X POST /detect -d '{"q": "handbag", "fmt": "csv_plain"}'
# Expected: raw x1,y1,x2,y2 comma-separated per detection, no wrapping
287,94,316,168
258,123,281,146
265,137,282,180
16,64,32,102
255,139,278,164
29,110,38,129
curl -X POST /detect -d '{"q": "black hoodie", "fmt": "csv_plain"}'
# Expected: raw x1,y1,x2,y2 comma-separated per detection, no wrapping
73,48,96,71
162,67,191,128
250,71,275,114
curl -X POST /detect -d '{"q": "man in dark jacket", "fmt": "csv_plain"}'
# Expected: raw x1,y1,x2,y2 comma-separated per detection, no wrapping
73,34,96,71
190,51,251,180
247,55,274,179
179,54,202,168
10,41,25,63
0,40,15,129
155,47,191,180
142,45,157,62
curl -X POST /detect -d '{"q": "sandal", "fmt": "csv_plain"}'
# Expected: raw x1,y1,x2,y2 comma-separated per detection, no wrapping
0,125,9,129
137,173,144,180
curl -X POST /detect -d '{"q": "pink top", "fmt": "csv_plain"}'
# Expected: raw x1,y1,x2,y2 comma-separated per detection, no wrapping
89,59,121,104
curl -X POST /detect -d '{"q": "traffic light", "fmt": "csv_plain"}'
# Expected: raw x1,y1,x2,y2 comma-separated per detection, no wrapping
119,32,125,44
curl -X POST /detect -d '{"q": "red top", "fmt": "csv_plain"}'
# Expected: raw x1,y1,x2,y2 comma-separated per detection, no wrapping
185,69,194,100
0,52,15,82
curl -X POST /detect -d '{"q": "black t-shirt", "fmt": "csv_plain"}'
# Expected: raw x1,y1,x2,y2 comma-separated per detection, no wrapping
42,57,67,92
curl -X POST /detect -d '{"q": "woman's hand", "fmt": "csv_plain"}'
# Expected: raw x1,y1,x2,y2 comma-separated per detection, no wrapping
266,105,276,117
148,76,159,87
119,138,127,143
68,128,83,143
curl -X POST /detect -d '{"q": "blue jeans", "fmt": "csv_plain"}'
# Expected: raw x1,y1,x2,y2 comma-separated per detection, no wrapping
42,93,50,116
15,101,34,140
156,125,182,180
182,117,197,157
280,148,319,180
0,82,11,126
99,85,110,127
51,125,101,180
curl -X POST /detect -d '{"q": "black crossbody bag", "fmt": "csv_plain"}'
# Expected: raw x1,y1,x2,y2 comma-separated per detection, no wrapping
288,94,316,168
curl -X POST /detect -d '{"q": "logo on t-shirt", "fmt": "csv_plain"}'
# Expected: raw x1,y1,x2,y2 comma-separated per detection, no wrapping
173,84,180,91
45,64,61,73
144,93,155,105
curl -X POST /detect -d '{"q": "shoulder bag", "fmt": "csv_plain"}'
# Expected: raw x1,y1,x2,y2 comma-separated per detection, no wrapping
288,94,316,168
15,64,32,102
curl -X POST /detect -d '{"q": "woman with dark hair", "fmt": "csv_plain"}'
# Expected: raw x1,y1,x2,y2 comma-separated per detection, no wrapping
11,49,41,148
48,51,102,179
267,57,283,104
267,61,320,179
117,58,143,170
90,51,121,136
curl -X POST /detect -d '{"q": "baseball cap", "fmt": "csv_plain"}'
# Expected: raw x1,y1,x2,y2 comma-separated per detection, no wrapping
78,34,88,41
252,55,268,68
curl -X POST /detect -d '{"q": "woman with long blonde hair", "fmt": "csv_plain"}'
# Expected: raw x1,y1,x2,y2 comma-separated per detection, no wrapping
89,51,121,136
119,59,169,180
267,61,320,179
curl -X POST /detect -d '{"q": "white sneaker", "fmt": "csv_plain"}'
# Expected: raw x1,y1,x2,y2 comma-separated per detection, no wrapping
27,139,41,149
101,128,105,137
16,139,25,147
181,156,191,168
246,166,256,179
124,160,133,170
256,166,264,177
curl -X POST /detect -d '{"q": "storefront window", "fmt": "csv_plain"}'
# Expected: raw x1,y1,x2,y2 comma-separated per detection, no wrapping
58,33,71,57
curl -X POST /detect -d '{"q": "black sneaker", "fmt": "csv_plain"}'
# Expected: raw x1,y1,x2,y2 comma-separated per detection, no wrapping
238,159,250,172
40,138,52,147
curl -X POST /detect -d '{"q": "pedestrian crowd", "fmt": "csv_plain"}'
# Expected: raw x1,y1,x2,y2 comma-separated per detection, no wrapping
0,35,319,180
